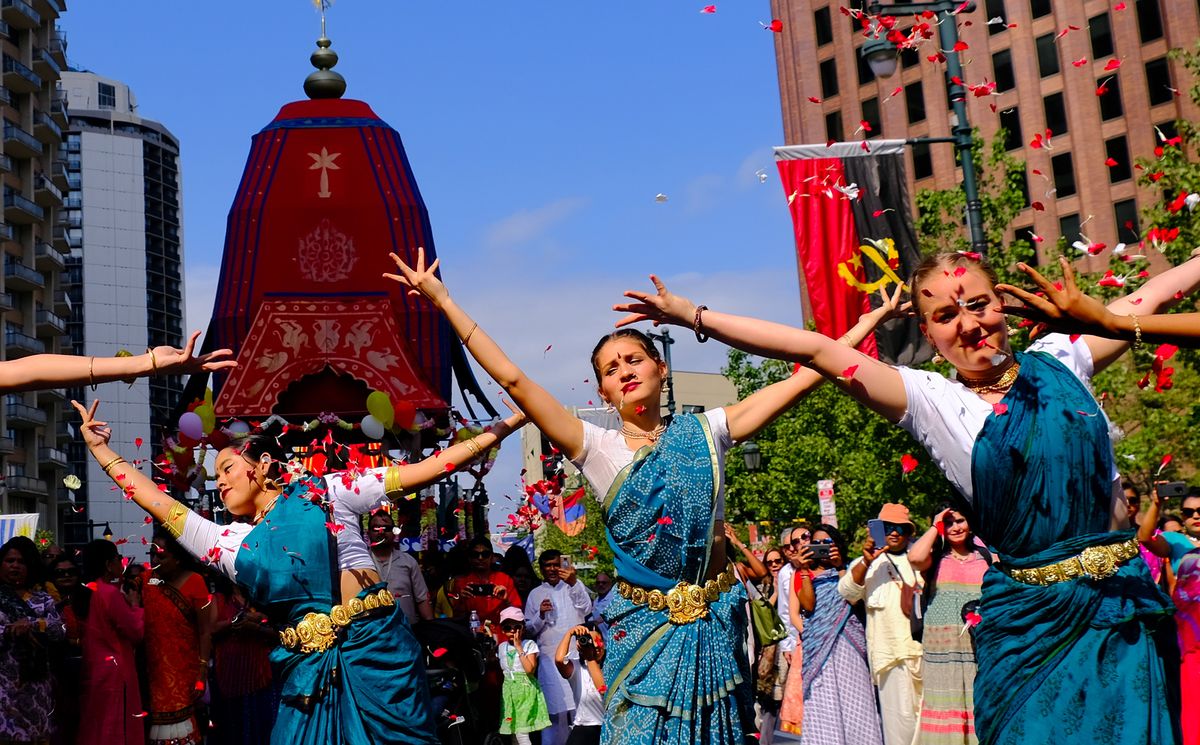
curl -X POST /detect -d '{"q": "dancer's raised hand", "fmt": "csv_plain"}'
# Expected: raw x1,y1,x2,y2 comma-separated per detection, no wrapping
70,399,112,449
995,257,1114,338
155,331,236,375
612,274,696,328
383,246,450,307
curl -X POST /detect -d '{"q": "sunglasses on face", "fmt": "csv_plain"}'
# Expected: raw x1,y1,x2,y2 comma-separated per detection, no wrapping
883,523,914,536
789,535,811,546
766,558,784,565
812,538,833,545
55,568,78,577
500,623,522,633
1183,508,1199,519
471,551,492,559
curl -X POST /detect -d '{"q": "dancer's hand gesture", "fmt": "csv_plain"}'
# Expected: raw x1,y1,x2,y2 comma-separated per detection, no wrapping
864,284,911,324
995,257,1115,338
155,331,236,374
70,399,112,450
384,247,450,308
613,274,696,328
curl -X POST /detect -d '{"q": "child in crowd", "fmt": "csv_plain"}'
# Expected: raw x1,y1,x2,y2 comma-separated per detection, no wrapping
555,624,607,745
496,607,551,744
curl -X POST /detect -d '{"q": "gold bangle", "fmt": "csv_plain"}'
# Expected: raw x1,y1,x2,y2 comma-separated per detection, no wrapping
384,465,407,501
164,501,189,539
462,322,479,345
100,456,126,474
88,356,96,391
1129,314,1142,350
463,437,483,458
146,347,159,376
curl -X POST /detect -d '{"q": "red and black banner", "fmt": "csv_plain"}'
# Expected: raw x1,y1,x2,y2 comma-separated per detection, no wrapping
775,141,930,366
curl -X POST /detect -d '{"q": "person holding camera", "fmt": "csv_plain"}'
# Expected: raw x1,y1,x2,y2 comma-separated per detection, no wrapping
450,537,521,626
554,625,606,745
525,550,592,745
838,504,923,745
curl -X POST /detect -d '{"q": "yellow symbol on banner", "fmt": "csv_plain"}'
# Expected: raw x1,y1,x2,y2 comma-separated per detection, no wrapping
308,148,341,199
836,237,907,293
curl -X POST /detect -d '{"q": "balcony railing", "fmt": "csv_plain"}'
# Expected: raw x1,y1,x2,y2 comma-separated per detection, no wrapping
4,188,45,222
7,475,48,496
5,328,45,355
34,242,64,271
0,0,39,30
5,396,47,428
0,222,11,242
4,123,42,159
0,436,13,454
4,260,44,289
0,292,13,311
34,46,60,76
0,154,11,174
33,172,62,205
1,53,41,92
33,110,62,143
34,307,65,335
38,446,68,466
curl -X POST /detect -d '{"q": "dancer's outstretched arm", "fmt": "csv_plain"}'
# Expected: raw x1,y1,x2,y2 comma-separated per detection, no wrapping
385,249,584,458
613,276,909,422
998,257,1200,348
722,285,907,440
0,330,233,393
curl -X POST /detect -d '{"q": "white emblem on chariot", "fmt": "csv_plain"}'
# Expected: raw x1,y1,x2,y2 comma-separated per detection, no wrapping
297,219,357,283
308,147,340,198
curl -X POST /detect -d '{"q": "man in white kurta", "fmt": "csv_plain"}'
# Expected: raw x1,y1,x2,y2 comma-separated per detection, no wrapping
838,503,924,745
524,549,591,745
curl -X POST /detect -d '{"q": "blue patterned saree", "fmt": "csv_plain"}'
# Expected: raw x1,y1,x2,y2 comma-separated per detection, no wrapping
600,414,753,745
968,351,1172,745
233,477,437,745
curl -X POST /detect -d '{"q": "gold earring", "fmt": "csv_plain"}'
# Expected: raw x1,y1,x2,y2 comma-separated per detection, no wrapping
931,353,945,365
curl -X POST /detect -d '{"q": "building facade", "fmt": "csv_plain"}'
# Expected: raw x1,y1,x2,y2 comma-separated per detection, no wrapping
0,0,69,536
770,0,1199,266
58,70,185,548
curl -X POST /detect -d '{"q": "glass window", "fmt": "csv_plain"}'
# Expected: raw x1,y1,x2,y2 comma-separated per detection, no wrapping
1059,213,1082,243
1089,13,1114,59
861,97,881,139
1036,33,1059,78
826,111,844,142
856,48,874,86
993,49,1015,92
1155,120,1178,142
1114,199,1139,238
1052,152,1076,198
1136,0,1163,43
1145,58,1173,106
986,0,1007,34
999,106,1022,151
1030,0,1051,18
1016,169,1030,207
1015,228,1042,265
97,82,116,110
1106,137,1132,182
901,46,920,69
815,7,834,46
1098,76,1123,120
906,81,926,124
820,58,839,99
1043,92,1068,135
912,141,933,180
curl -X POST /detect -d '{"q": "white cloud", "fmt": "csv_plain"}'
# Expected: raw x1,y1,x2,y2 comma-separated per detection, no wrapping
483,197,590,250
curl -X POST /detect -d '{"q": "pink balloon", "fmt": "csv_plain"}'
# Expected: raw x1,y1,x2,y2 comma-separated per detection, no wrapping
179,411,204,441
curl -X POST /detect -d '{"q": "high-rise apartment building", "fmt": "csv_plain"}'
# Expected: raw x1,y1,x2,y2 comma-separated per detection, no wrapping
770,0,1199,263
59,70,185,548
0,0,69,536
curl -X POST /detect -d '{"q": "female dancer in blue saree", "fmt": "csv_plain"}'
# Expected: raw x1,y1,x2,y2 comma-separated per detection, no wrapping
612,251,1200,745
383,249,902,744
71,398,525,744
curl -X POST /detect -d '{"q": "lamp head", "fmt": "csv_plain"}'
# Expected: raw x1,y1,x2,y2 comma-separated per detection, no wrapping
862,36,899,79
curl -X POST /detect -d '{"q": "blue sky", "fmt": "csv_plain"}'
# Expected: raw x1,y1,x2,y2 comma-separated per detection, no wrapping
64,1,806,528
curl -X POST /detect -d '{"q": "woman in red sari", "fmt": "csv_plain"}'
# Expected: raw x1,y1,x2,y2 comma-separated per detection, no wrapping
143,529,214,745
77,540,144,745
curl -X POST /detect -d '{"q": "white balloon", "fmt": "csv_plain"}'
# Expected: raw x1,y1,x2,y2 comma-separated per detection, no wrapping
361,415,386,440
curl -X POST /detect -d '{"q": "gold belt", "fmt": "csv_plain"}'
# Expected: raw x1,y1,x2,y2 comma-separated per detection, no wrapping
1005,538,1139,586
278,588,396,653
616,569,735,625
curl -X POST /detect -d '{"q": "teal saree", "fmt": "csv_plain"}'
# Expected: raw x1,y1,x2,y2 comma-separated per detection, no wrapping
969,350,1172,745
233,477,437,744
600,413,753,745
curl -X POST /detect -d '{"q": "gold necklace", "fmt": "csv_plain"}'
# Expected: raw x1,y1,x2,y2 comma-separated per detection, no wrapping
620,422,666,443
959,361,1020,396
253,494,280,525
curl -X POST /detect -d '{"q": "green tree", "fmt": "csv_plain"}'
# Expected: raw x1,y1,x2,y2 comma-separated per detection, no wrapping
535,475,614,583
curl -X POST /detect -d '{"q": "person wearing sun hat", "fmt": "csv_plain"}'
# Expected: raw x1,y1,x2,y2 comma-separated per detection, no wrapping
495,607,551,744
838,504,923,745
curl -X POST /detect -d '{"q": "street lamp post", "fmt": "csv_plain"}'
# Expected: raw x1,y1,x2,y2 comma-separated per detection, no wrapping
861,0,989,255
645,329,677,419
